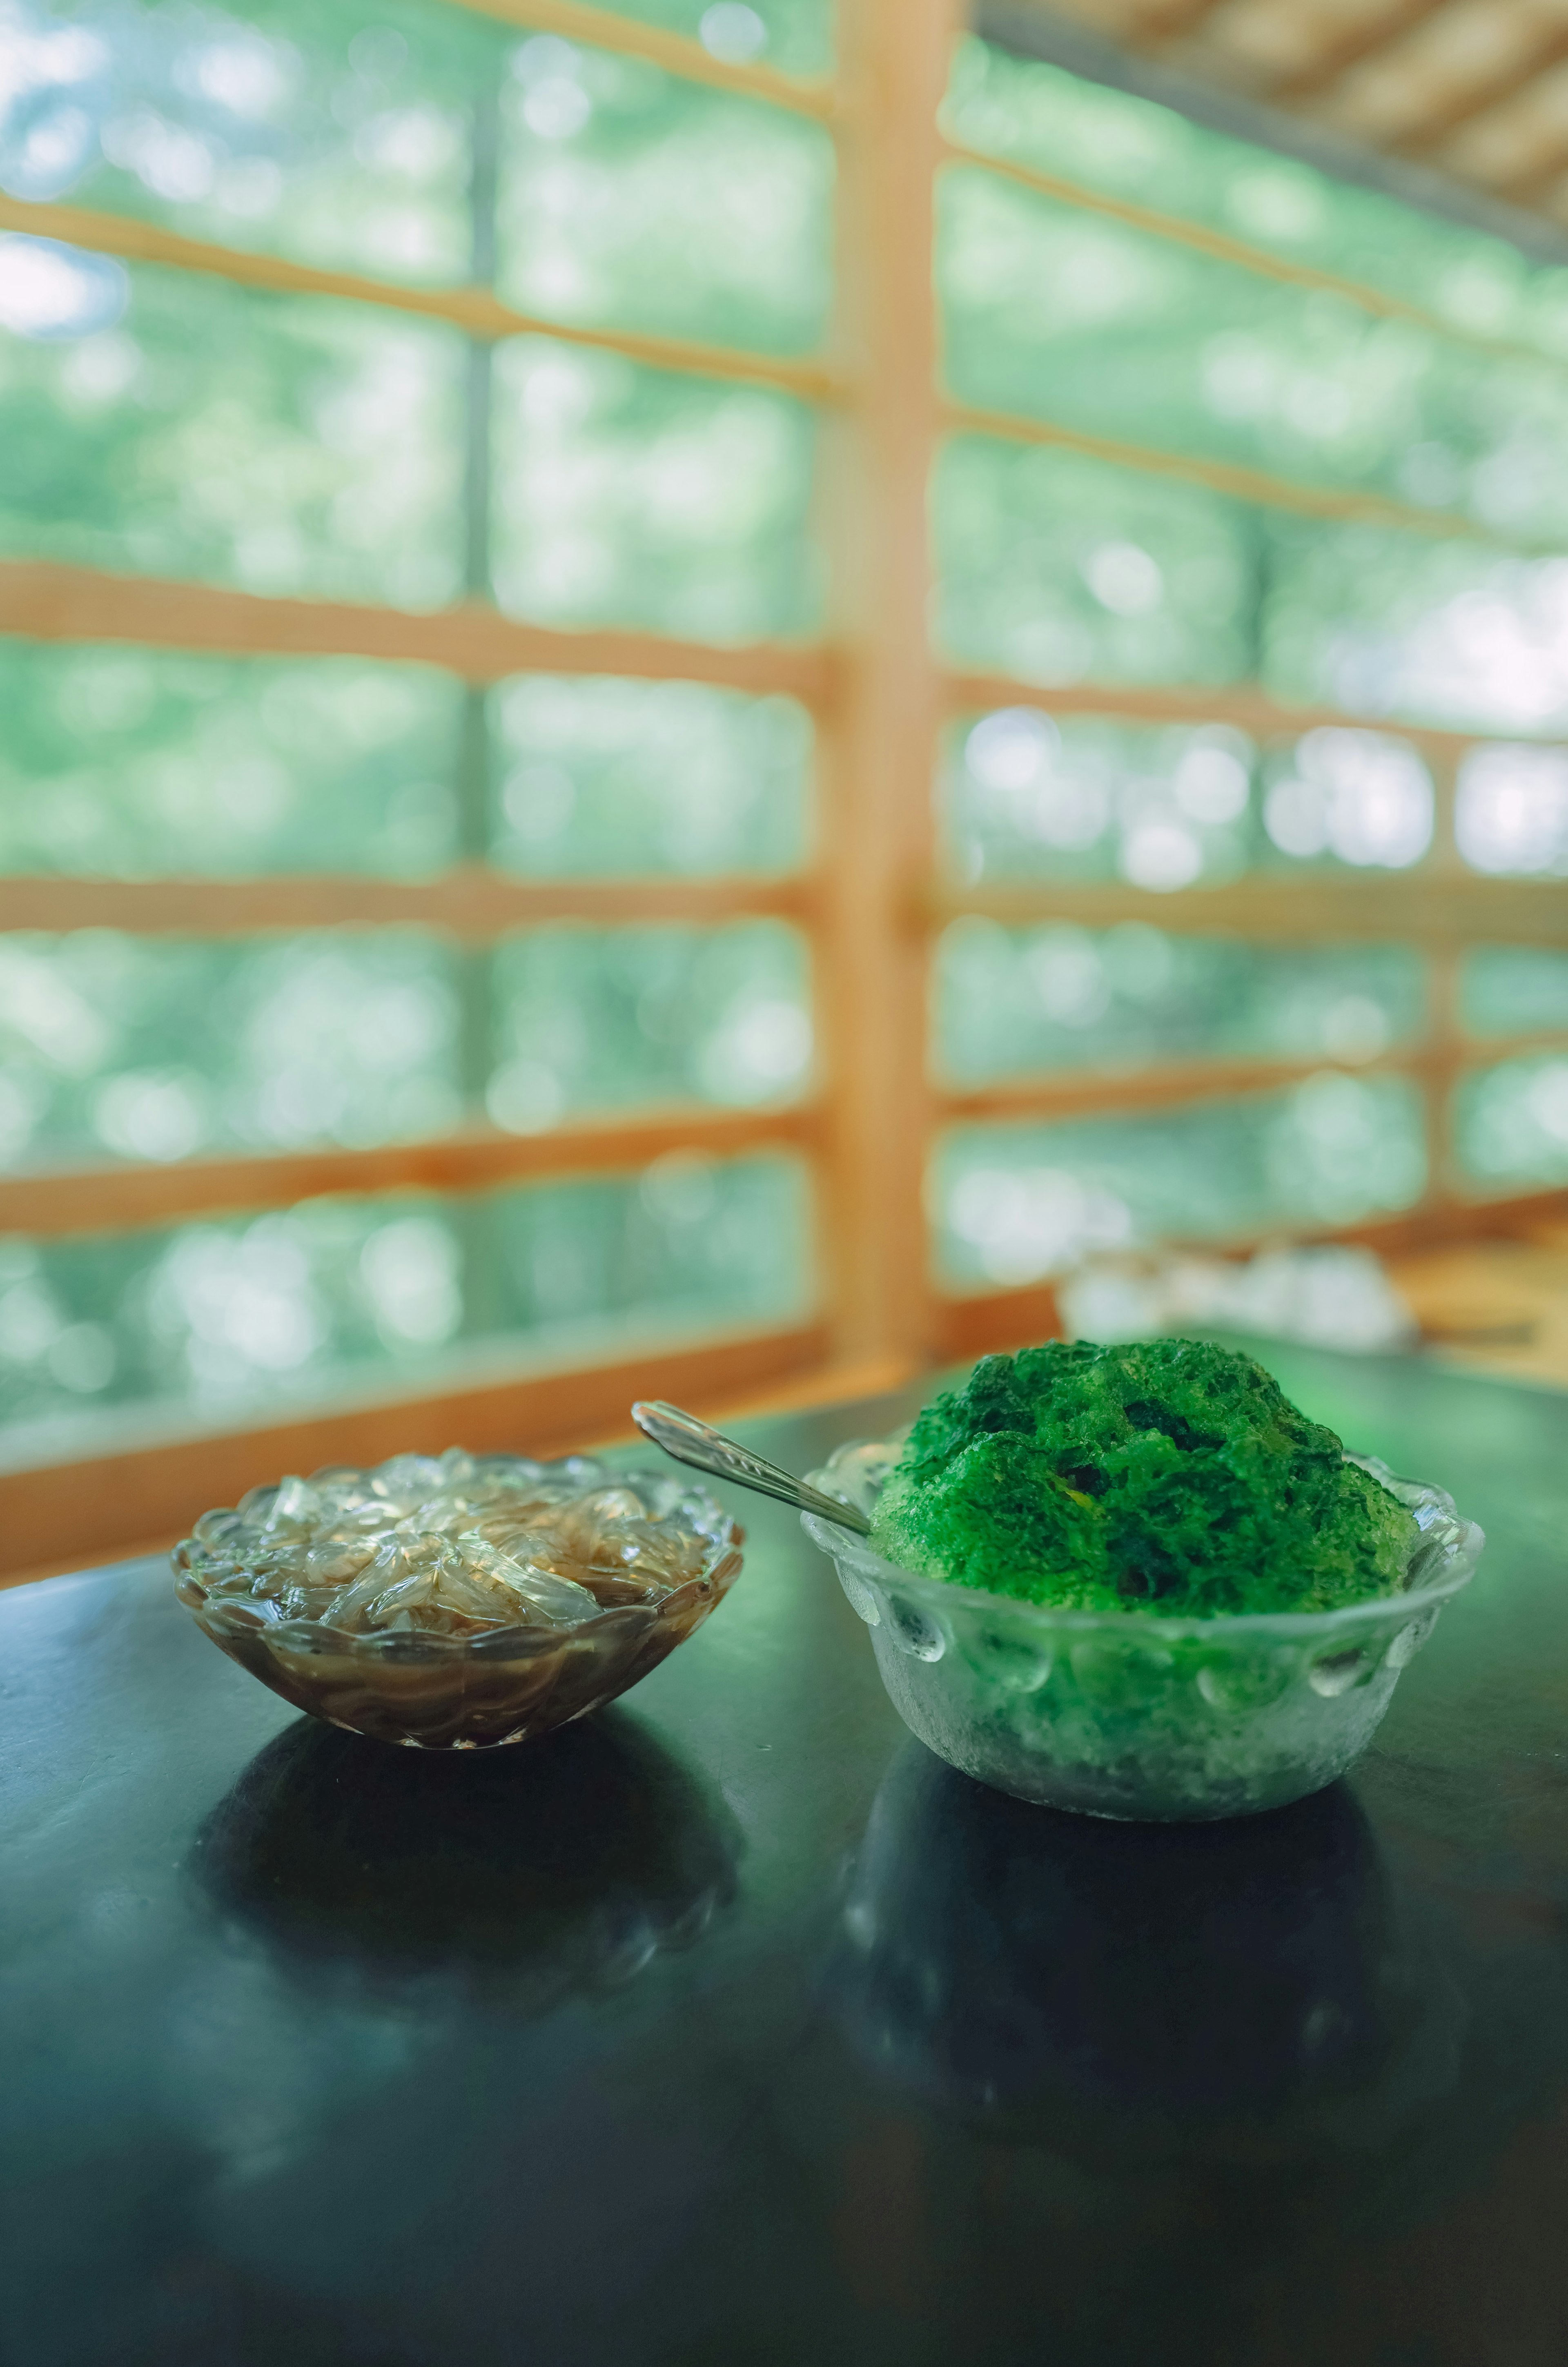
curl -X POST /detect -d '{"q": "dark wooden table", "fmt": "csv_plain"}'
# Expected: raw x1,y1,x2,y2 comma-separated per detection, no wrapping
4,1344,1568,2367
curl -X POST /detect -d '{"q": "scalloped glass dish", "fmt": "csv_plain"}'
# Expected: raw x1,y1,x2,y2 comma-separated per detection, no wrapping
803,1436,1482,1821
174,1452,743,1751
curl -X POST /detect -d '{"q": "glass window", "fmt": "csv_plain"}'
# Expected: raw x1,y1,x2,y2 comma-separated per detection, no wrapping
0,258,466,604
0,930,463,1170
491,677,811,876
1456,744,1568,875
0,0,494,285
0,1152,812,1467
1460,946,1568,1037
490,337,820,639
497,44,832,355
937,925,1426,1083
1454,1053,1568,1192
935,1076,1428,1289
0,648,462,877
488,921,812,1128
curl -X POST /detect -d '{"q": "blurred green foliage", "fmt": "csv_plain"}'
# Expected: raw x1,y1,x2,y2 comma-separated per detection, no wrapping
935,1077,1428,1289
943,36,1568,363
490,921,810,1125
498,40,832,354
940,165,1568,543
0,1153,811,1464
490,338,819,638
491,677,809,875
942,709,1436,887
0,923,813,1169
1455,1053,1568,1189
938,924,1425,1083
0,268,466,602
0,646,462,875
1461,946,1568,1036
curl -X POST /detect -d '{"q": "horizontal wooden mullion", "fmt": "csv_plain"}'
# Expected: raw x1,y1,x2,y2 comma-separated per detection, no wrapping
938,1036,1568,1130
0,561,837,701
0,867,821,938
443,0,838,118
933,875,1568,944
939,140,1560,376
0,1319,831,1575
941,668,1501,760
0,196,841,403
0,1105,822,1241
940,399,1554,554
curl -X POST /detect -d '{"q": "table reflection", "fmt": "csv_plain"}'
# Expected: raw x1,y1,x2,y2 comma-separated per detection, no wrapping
191,1709,742,2015
829,1742,1460,2160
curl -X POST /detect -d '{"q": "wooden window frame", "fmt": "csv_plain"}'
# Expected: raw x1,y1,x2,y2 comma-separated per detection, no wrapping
1,0,1566,1573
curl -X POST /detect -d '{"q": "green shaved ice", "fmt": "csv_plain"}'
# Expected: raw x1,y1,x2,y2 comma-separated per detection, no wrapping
869,1339,1418,1617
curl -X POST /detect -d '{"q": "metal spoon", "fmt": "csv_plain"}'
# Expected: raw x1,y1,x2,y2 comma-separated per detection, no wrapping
631,1400,872,1536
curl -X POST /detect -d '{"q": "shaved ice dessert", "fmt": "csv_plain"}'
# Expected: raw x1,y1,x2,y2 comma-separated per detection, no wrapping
870,1339,1419,1616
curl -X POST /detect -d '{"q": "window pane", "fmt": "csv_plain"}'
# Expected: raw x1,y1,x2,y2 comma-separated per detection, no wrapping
935,1076,1428,1288
944,37,1568,364
939,167,1568,541
0,0,495,287
0,259,465,602
491,676,810,876
0,932,463,1170
1455,744,1568,875
490,337,819,637
0,648,461,877
0,1153,812,1468
1460,946,1568,1036
1454,1053,1568,1191
937,925,1426,1084
497,47,831,355
1260,523,1568,734
489,922,811,1128
943,709,1435,886
934,438,1254,686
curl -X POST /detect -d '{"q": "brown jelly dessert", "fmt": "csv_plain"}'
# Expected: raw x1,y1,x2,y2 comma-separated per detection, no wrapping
173,1449,743,1749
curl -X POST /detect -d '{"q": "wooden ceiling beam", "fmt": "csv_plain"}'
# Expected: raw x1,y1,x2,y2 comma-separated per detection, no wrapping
1396,25,1568,156
1268,0,1457,106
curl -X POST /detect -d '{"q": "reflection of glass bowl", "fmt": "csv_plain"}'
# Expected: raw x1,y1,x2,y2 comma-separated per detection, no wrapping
829,1742,1460,2158
174,1455,743,1751
804,1438,1481,1820
193,1710,742,2014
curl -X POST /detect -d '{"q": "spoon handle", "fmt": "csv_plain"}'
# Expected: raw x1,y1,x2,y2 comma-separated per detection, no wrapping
631,1400,872,1536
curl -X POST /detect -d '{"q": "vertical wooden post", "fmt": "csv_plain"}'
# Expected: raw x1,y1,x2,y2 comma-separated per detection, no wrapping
818,0,960,1374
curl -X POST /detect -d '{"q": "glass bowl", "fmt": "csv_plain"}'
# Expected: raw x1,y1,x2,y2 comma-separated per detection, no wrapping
174,1450,744,1750
803,1436,1482,1821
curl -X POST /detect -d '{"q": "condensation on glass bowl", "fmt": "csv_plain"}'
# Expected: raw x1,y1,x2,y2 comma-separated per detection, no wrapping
172,1448,743,1750
802,1437,1483,1822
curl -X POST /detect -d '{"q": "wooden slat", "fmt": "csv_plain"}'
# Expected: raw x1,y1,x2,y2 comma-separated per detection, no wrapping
941,666,1508,760
938,1034,1568,1128
942,398,1555,551
0,1105,821,1241
931,1189,1568,1367
934,874,1568,944
1269,0,1457,104
939,138,1560,374
0,196,841,403
1397,26,1568,157
443,0,838,119
0,868,820,939
0,1320,830,1576
0,559,836,702
817,0,958,1372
